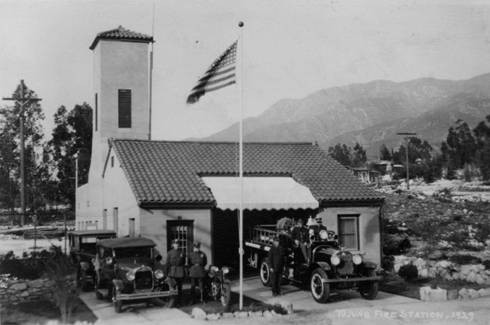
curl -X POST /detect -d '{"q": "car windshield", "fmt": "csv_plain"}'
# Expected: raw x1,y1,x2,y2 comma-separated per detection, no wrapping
114,247,152,260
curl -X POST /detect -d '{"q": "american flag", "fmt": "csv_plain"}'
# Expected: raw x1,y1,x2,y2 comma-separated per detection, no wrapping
186,41,237,104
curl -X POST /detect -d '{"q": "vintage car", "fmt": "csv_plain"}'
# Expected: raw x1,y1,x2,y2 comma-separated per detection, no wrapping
94,237,177,313
245,225,381,302
68,230,116,291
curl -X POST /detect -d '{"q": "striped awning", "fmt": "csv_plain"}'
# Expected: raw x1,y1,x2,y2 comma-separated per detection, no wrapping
201,176,319,211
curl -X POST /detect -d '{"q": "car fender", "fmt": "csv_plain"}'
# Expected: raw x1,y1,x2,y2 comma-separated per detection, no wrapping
363,261,377,269
315,261,331,272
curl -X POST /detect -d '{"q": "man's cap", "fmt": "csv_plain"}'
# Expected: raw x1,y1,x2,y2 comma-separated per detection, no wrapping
193,241,201,248
172,239,179,245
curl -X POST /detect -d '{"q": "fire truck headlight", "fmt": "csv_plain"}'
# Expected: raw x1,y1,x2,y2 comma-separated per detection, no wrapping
330,254,341,266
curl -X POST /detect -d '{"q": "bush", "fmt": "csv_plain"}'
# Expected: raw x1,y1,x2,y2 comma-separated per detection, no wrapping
0,249,53,279
44,247,79,323
481,260,490,270
398,264,418,282
448,254,482,265
381,255,395,272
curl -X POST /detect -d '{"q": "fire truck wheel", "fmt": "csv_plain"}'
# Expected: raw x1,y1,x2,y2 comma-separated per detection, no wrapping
259,260,272,287
310,268,330,303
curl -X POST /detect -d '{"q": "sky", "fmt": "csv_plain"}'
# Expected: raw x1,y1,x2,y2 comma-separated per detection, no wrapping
1,0,490,140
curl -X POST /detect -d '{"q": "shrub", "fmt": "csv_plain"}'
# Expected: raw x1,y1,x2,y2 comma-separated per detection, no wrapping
44,247,79,323
381,255,395,272
448,254,482,265
483,260,490,270
0,249,53,279
398,264,418,282
383,234,411,255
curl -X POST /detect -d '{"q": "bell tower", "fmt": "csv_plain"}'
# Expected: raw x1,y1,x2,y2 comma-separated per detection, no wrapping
76,26,154,224
90,25,154,142
89,26,154,178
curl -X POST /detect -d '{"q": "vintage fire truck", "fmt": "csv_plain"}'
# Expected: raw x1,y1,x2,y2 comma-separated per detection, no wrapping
245,224,381,302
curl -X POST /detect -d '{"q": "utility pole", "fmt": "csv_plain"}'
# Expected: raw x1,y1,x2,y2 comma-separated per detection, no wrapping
397,132,417,190
3,80,42,226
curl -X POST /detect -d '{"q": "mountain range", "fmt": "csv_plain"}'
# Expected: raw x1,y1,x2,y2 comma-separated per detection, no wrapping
200,73,490,158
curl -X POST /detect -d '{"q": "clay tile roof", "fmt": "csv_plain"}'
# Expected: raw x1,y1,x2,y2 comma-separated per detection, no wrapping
111,139,384,208
89,26,154,50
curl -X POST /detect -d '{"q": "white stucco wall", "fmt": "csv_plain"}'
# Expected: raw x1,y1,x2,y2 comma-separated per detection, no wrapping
140,209,213,263
100,150,139,236
77,37,151,225
317,206,381,265
97,40,150,141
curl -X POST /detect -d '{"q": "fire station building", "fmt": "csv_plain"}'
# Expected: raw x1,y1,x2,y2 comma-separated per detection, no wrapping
76,26,384,268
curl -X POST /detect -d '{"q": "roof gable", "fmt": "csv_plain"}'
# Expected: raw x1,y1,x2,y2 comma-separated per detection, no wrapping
90,26,154,50
112,139,383,208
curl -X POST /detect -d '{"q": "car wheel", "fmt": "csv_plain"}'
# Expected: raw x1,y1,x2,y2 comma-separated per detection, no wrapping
259,260,272,287
310,268,330,303
113,287,123,313
220,282,231,307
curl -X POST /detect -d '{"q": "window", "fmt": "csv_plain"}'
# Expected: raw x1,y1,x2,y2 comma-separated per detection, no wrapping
167,220,194,256
95,93,98,131
102,209,107,230
113,208,118,233
118,89,132,128
338,215,360,250
129,218,136,237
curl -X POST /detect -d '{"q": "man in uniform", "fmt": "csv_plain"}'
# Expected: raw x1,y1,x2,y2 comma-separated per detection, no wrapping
188,242,207,304
267,237,285,296
291,218,309,263
309,216,327,240
166,239,185,306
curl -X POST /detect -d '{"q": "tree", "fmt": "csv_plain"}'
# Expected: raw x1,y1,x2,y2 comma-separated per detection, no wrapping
473,115,490,180
47,103,92,207
328,143,367,167
392,137,433,165
0,82,46,215
379,144,392,161
442,120,477,170
352,143,367,167
328,143,352,166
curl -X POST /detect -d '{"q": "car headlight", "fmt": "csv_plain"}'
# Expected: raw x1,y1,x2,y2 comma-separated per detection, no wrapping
353,254,362,265
210,266,219,273
105,257,113,264
221,266,230,274
330,254,340,266
154,269,164,279
126,271,135,281
319,230,328,240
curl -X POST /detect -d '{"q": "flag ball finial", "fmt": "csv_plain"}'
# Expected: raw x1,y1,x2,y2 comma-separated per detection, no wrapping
238,21,244,27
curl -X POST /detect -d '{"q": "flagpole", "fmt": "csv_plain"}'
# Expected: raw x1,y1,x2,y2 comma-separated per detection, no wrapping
238,20,245,311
